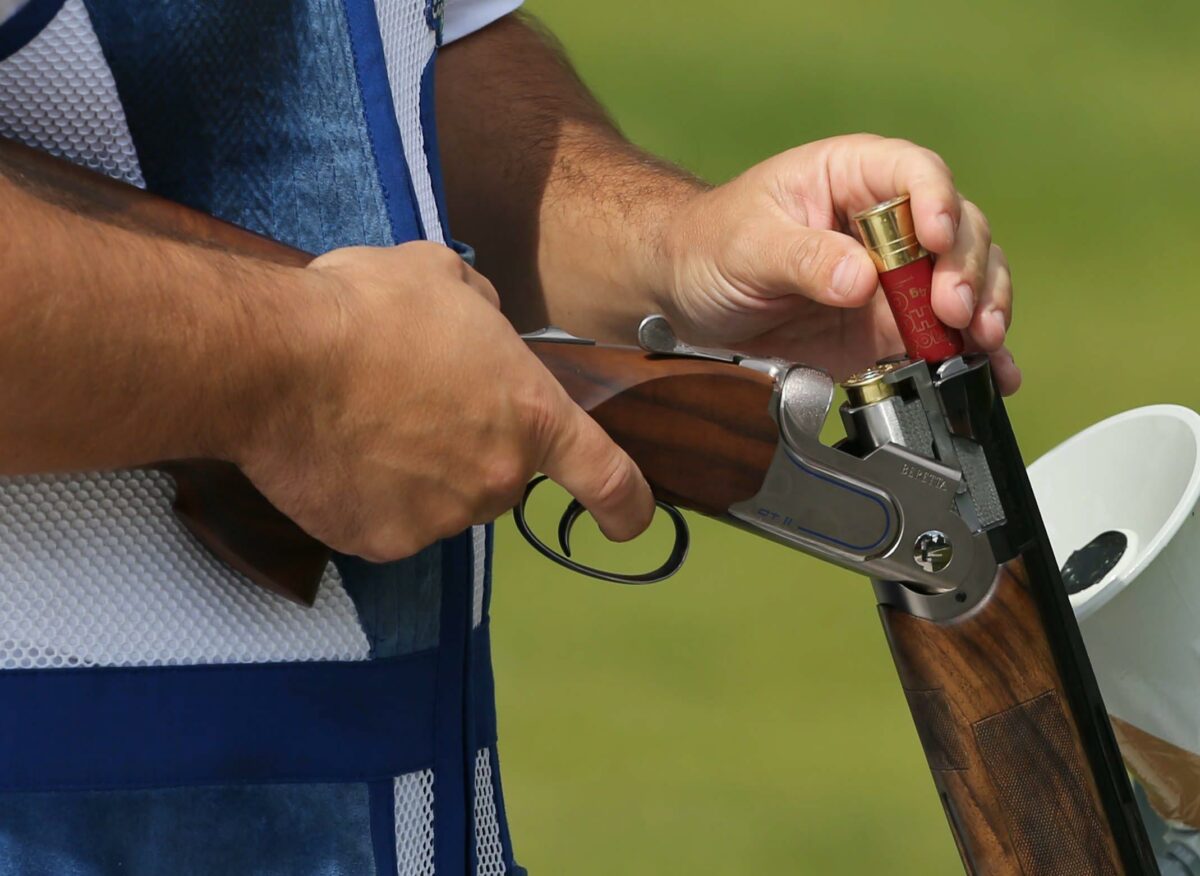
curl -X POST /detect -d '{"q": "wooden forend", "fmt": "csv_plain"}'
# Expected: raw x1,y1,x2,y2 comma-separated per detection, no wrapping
879,557,1125,875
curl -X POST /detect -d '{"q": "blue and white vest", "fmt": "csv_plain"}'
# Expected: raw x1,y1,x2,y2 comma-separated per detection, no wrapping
0,1,524,873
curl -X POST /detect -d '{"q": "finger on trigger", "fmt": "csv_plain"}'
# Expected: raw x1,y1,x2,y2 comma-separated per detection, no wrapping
539,401,655,543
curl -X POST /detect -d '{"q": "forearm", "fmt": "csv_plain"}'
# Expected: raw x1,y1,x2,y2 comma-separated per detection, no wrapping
0,151,320,474
436,13,705,342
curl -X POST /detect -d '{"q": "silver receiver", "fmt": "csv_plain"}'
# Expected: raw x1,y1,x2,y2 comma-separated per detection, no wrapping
521,315,1008,620
718,341,1006,620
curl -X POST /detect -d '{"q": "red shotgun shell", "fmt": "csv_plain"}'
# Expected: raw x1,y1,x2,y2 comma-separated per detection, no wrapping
853,196,964,363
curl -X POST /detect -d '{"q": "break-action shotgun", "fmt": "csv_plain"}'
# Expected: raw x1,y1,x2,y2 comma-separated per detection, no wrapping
0,137,1160,875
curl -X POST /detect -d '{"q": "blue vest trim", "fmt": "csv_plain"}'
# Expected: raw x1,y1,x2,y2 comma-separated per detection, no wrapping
0,654,434,791
419,51,453,242
341,0,426,243
436,528,482,868
483,523,495,623
0,0,65,63
84,0,395,253
433,530,473,874
0,625,500,793
473,625,497,747
368,779,400,876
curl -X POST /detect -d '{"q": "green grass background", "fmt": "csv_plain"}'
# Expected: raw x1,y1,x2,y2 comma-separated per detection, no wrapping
489,2,1200,873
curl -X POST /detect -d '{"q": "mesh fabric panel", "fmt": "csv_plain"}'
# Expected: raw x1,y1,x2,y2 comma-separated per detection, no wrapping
442,0,523,44
0,0,144,186
374,0,443,242
474,748,506,876
394,768,436,876
0,471,368,667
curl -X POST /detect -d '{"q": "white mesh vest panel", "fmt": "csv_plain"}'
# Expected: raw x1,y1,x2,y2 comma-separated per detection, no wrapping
0,471,367,667
0,1,369,667
394,768,436,876
0,0,143,185
0,3,506,871
474,748,507,875
374,0,443,243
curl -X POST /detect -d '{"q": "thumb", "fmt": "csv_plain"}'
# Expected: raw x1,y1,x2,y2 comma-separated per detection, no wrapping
537,396,655,543
754,226,878,307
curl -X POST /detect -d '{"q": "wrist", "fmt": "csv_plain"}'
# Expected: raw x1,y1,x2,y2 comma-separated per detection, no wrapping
643,182,706,316
202,262,345,468
651,183,716,328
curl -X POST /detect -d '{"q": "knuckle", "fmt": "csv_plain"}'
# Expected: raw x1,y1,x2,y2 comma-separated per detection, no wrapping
842,132,883,147
359,532,416,564
977,216,992,246
919,146,952,177
994,267,1014,305
436,243,464,267
786,234,836,285
480,453,528,505
590,454,638,512
963,201,991,240
433,505,473,539
514,380,562,452
475,278,502,307
406,239,445,257
964,251,989,284
359,547,392,564
409,240,460,270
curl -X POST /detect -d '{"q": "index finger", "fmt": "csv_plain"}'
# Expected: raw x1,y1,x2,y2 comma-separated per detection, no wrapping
853,139,962,255
538,400,655,542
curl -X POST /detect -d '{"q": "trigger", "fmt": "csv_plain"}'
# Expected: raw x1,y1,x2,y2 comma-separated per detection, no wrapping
557,500,587,558
512,475,691,585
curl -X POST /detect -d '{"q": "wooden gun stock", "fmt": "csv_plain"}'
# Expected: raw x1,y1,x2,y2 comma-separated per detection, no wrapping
527,340,778,514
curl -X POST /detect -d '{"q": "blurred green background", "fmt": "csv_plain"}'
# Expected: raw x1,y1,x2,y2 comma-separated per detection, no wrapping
490,2,1200,873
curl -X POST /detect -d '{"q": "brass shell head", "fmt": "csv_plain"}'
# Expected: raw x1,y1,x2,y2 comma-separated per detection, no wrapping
853,195,927,272
841,361,907,407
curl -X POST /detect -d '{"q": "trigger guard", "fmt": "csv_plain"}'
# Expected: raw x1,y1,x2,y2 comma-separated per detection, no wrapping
513,475,689,585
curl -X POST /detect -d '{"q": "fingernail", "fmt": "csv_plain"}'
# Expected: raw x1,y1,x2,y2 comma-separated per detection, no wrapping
955,282,974,316
937,212,956,244
987,308,1007,341
831,256,860,299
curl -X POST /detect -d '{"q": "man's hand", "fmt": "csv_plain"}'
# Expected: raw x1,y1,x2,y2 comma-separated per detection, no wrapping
439,22,1017,395
233,242,655,562
657,134,1020,393
0,145,652,565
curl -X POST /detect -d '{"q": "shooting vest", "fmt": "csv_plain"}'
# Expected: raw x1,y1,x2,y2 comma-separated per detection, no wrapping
0,1,523,874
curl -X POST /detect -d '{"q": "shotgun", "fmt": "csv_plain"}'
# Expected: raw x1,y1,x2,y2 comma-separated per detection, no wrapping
0,138,1160,875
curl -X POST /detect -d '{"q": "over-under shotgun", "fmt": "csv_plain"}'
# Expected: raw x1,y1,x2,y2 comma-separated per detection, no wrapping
0,138,1160,875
